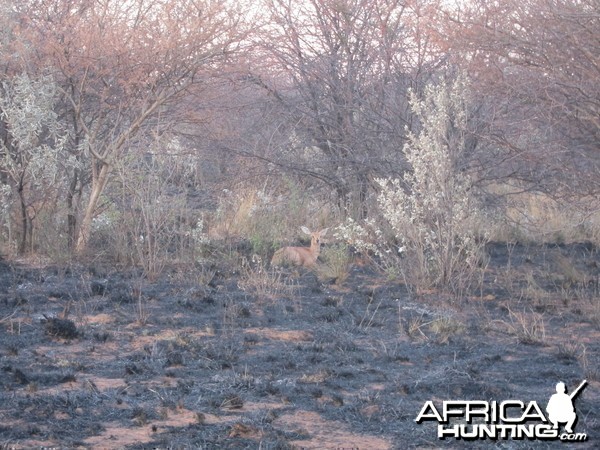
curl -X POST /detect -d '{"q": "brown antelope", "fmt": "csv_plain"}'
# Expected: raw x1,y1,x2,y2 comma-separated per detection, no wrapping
271,226,329,268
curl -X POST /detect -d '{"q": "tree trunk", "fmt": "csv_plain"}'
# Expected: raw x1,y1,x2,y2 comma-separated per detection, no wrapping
66,170,81,250
17,181,28,255
75,162,111,253
335,172,370,220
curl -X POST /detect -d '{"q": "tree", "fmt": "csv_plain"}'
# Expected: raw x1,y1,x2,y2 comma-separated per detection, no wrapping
0,74,69,254
443,0,600,193
17,0,248,252
252,0,447,217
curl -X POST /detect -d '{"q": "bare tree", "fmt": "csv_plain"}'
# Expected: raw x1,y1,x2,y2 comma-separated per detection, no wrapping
250,0,447,217
444,0,600,194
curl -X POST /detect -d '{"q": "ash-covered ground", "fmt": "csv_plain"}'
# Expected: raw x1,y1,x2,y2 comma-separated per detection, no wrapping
0,242,599,449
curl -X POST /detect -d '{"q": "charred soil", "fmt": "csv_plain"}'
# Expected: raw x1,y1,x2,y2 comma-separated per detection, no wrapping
0,242,599,449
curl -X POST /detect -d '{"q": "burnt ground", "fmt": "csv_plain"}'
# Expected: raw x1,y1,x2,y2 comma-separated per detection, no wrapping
0,242,599,449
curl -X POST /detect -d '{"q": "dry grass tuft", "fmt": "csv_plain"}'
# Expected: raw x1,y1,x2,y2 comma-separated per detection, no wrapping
506,307,547,345
238,256,298,301
316,244,352,285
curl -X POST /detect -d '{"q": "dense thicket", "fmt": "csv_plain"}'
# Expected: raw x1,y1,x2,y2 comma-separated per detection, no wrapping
0,0,597,262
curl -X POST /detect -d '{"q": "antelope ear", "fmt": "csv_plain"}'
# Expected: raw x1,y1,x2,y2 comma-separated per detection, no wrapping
300,226,311,235
320,228,329,236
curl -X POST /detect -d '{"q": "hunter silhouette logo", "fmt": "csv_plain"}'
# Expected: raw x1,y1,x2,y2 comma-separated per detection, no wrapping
546,380,587,434
415,380,588,442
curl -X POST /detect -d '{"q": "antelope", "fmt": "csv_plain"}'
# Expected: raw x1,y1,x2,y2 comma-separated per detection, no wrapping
271,226,329,268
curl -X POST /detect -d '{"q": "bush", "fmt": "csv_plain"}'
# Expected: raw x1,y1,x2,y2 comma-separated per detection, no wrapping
339,75,488,295
316,243,352,284
378,75,488,293
100,137,198,278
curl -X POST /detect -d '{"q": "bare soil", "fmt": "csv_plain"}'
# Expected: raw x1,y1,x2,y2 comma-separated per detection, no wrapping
1,242,599,449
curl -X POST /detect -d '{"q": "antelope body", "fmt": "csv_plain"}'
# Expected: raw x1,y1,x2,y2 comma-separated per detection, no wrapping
271,227,328,268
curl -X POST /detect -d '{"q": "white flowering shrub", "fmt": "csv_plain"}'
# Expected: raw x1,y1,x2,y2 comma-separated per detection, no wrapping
374,75,488,292
334,217,379,255
334,214,408,281
0,73,71,254
191,218,211,248
0,182,12,248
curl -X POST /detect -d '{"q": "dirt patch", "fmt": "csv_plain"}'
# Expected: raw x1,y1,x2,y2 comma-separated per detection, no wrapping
245,327,314,342
0,242,599,448
275,410,392,448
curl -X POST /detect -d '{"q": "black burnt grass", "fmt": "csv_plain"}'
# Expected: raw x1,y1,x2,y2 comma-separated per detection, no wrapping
0,242,598,449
